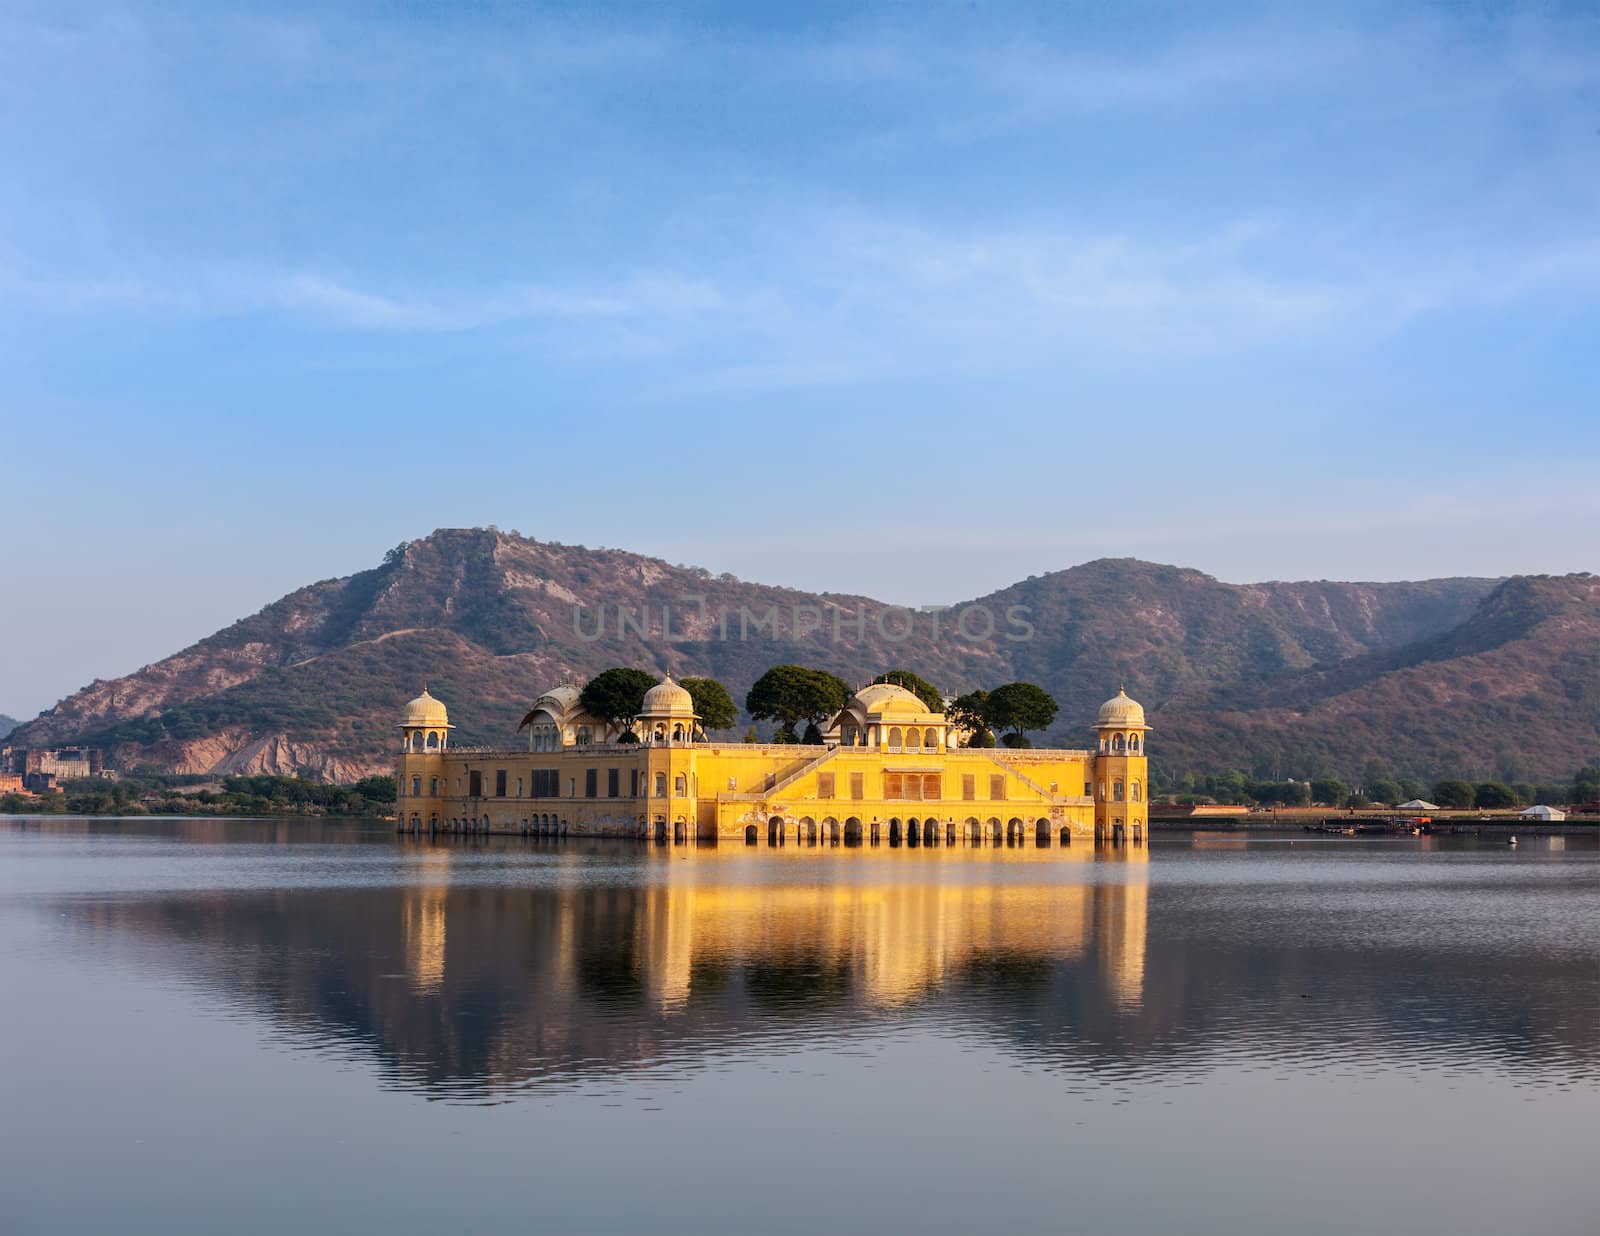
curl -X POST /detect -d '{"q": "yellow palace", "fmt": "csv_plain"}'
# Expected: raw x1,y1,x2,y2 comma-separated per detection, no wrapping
395,677,1150,846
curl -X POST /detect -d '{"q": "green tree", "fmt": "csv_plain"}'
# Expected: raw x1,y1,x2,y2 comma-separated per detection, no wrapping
1432,779,1476,809
946,689,993,747
1365,779,1403,806
870,669,944,713
680,676,737,733
1398,778,1427,801
1309,777,1348,806
578,668,659,734
1474,781,1518,810
982,682,1058,745
352,775,397,803
745,665,849,742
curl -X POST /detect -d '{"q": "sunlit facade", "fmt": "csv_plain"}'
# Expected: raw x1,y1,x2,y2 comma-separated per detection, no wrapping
396,678,1150,845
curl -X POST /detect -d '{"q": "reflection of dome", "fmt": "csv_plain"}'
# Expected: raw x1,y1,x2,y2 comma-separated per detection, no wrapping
400,687,450,727
849,682,935,718
640,674,695,716
1096,687,1146,729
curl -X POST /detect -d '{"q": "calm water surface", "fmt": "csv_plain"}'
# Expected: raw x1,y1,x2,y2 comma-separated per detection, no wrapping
2,818,1596,1235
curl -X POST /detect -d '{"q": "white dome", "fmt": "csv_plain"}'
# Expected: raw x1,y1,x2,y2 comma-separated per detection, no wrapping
399,687,451,728
1096,687,1147,729
639,673,695,716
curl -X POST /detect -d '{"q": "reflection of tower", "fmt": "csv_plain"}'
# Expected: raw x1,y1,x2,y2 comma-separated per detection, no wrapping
403,850,451,992
1093,687,1150,843
1096,848,1150,1010
643,858,697,1010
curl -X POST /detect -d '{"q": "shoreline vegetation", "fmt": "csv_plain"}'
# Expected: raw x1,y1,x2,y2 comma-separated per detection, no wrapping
0,774,396,818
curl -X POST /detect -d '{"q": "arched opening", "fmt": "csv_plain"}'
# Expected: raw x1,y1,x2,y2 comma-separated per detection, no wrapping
769,815,784,845
844,817,863,846
1132,780,1142,802
1129,733,1141,754
1114,779,1125,802
966,817,981,843
905,727,920,751
672,724,684,742
745,823,758,845
887,727,903,752
675,774,687,796
987,817,1003,843
411,775,422,796
800,816,817,845
888,818,902,845
673,820,687,844
655,772,667,796
426,731,439,750
576,726,592,745
906,818,921,845
1036,818,1051,845
1059,825,1071,845
823,816,840,844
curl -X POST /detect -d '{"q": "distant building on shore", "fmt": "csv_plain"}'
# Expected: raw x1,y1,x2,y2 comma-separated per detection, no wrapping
395,680,1151,846
1518,804,1566,822
0,745,110,793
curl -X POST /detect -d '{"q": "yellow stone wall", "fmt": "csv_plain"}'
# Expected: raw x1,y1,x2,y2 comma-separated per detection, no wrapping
397,736,1147,843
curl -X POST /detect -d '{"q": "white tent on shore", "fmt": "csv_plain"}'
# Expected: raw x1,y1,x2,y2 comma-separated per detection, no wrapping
1396,799,1440,811
1518,805,1566,821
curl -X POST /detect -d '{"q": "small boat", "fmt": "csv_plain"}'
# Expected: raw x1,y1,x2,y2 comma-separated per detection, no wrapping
1507,835,1519,847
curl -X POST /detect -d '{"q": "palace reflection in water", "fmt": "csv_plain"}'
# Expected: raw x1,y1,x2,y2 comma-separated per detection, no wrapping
45,827,1597,1106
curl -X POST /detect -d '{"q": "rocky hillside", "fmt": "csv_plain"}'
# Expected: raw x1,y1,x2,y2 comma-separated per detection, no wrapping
10,528,1595,781
0,714,19,741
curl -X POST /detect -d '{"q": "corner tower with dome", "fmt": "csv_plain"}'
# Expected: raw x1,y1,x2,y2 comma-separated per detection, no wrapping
394,674,1150,847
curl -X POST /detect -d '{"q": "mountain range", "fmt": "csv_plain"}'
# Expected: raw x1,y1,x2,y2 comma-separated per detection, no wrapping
8,528,1597,783
0,714,19,742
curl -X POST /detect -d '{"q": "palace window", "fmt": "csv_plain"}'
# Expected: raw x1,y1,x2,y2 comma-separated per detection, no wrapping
495,770,507,797
817,773,835,798
607,768,619,798
632,770,641,796
516,777,523,797
675,775,687,796
1114,779,1124,802
655,772,667,796
962,774,976,801
411,776,421,797
584,769,598,798
885,772,903,800
850,772,864,800
990,775,1006,800
923,774,941,801
1132,781,1142,802
430,777,438,795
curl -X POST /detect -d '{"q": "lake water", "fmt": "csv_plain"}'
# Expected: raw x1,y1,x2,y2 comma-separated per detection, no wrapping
2,818,1596,1235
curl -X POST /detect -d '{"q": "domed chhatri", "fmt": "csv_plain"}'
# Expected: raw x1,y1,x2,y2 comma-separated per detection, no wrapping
1096,687,1147,731
397,687,454,755
639,673,696,718
395,672,1149,847
400,687,451,729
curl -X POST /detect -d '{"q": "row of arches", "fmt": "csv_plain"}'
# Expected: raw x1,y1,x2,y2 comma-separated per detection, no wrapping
1098,732,1144,755
402,729,444,752
745,815,1104,847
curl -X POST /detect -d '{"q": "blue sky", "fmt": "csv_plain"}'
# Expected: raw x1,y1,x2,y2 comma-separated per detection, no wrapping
2,1,1598,716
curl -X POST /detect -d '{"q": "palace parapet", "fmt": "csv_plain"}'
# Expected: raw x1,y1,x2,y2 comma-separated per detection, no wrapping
396,677,1150,846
